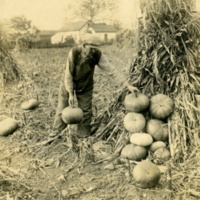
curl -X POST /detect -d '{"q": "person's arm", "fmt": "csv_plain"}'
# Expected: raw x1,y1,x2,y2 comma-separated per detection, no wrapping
97,53,139,92
64,49,75,105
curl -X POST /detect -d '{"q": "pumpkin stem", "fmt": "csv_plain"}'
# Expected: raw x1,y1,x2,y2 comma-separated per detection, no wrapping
69,105,76,108
132,90,139,97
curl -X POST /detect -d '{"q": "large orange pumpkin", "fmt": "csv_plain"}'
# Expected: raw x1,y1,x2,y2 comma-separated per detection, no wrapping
124,112,146,133
121,144,147,161
150,94,174,119
130,133,153,147
132,160,161,188
146,119,168,141
62,106,83,124
124,93,149,112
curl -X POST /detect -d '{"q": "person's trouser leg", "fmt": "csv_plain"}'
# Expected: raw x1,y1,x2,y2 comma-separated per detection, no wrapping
76,90,93,137
52,80,69,133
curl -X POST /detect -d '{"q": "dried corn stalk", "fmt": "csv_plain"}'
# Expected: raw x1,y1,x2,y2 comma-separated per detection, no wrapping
92,0,200,162
0,26,23,89
130,0,200,161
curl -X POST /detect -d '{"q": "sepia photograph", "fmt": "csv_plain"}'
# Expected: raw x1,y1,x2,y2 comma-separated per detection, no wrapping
0,0,200,199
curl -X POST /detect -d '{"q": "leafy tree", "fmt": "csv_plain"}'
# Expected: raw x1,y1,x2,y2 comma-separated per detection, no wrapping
64,0,120,25
9,15,39,50
79,0,106,21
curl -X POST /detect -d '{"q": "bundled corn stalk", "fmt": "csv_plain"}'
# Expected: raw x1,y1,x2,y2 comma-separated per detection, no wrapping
93,0,200,162
130,0,200,162
0,26,22,89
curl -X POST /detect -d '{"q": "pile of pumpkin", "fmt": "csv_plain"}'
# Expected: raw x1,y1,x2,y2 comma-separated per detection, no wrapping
121,92,174,188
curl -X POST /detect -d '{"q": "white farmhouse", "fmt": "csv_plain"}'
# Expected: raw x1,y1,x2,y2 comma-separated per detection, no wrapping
51,21,88,44
51,21,117,44
88,23,117,42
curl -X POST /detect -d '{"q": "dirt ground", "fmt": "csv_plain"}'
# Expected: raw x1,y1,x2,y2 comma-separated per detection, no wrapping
0,46,199,200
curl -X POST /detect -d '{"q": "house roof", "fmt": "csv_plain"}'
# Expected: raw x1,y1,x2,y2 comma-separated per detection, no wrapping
38,30,58,36
61,21,88,31
91,23,117,33
60,21,117,33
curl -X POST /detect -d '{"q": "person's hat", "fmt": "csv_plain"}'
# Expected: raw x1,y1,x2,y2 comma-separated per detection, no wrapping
82,33,101,46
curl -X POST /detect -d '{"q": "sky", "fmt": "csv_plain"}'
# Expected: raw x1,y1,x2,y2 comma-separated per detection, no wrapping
0,0,199,30
0,0,67,29
0,0,140,30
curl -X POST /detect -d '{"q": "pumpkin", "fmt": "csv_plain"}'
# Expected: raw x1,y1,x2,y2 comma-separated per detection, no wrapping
132,160,161,188
0,118,18,136
150,94,174,119
149,141,167,152
124,93,149,112
124,112,146,133
62,106,83,124
154,148,170,161
130,133,153,147
146,119,168,141
121,144,147,161
21,99,39,110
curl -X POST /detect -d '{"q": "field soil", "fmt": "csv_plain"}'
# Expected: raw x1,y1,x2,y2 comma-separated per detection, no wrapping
0,47,199,200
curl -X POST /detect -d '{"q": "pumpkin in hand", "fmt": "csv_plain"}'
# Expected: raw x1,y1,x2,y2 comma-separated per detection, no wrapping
150,94,174,119
146,119,168,142
121,144,147,161
132,160,161,188
124,112,146,133
62,106,83,124
124,92,149,112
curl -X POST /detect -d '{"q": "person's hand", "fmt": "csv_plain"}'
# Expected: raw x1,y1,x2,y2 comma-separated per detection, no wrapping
68,93,75,106
127,84,139,93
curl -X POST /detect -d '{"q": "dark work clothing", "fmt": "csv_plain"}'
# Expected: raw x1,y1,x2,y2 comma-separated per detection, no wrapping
65,45,102,94
53,45,101,137
72,46,101,93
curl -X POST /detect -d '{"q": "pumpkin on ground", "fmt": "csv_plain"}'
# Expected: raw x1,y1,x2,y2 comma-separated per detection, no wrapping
121,144,147,161
130,133,153,147
146,119,168,141
21,99,39,110
132,160,161,188
154,148,170,161
149,141,167,152
123,112,146,133
62,106,83,124
0,118,18,136
124,93,149,112
150,94,174,119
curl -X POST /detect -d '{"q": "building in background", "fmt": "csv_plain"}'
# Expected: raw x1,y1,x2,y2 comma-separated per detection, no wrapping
88,22,117,42
51,21,117,44
36,30,58,41
51,21,88,44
